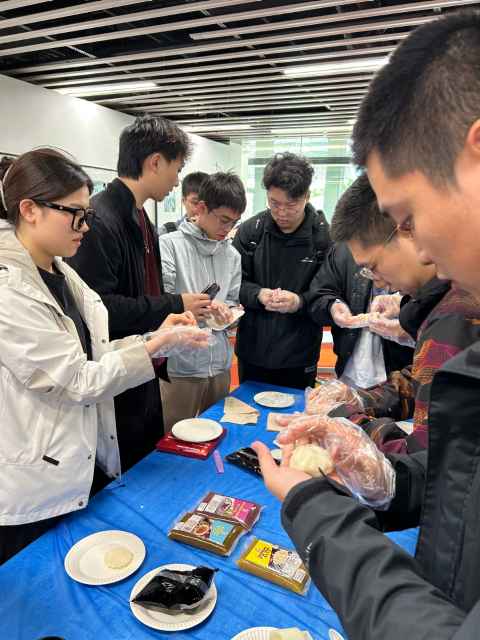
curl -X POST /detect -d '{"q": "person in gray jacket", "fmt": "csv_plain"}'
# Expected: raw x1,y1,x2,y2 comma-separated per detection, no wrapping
159,172,246,430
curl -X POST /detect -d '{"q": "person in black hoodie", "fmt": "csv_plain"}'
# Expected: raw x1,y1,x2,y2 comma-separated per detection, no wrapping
68,116,213,471
233,152,331,389
253,11,480,640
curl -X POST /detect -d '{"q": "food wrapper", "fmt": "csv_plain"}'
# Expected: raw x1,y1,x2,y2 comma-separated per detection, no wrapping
195,492,263,530
237,537,310,595
132,566,216,612
168,512,246,556
221,396,259,425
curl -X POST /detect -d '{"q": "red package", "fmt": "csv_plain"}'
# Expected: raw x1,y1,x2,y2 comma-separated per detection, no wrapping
156,429,226,460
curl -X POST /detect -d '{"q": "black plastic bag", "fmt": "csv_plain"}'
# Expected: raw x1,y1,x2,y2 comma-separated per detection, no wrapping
132,566,217,612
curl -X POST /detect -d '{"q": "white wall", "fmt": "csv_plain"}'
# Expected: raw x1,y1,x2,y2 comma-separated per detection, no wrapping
0,73,243,225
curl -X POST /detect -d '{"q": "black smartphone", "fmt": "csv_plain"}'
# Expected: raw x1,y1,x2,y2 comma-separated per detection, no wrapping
202,282,220,300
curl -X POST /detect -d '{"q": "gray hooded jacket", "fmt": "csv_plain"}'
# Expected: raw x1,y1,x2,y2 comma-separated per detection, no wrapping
159,220,241,378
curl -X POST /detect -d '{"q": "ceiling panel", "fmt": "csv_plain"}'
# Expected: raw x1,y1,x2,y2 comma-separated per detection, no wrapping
1,0,478,140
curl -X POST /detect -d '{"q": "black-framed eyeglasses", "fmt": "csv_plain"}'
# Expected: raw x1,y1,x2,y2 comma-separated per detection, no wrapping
35,200,96,231
359,225,399,280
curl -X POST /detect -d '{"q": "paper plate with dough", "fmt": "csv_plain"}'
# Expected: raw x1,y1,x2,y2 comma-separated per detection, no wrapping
253,391,295,409
172,417,223,443
130,563,217,632
231,628,276,640
205,307,245,331
64,530,145,585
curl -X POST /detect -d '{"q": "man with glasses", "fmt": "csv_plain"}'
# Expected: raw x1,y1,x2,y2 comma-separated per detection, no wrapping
159,172,245,430
308,176,416,390
233,152,331,389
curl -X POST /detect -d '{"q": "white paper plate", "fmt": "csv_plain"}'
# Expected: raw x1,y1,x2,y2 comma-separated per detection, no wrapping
64,530,145,585
171,418,223,443
205,307,245,331
130,563,217,632
231,627,276,640
254,391,295,409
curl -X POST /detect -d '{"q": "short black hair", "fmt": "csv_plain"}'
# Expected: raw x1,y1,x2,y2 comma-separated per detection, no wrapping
263,152,313,199
352,10,480,185
182,171,208,199
198,171,246,215
330,173,396,248
117,115,193,179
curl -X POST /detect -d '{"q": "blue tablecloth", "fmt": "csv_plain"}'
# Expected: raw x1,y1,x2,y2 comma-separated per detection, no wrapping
0,382,418,640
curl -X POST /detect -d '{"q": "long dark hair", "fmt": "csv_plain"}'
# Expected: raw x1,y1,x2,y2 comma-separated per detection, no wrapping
0,148,93,226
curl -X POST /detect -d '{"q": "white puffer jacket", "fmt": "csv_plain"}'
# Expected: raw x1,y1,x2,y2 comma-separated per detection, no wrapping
0,221,155,525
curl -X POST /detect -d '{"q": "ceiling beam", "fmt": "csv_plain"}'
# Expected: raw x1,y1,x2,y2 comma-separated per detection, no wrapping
11,32,406,76
0,13,432,58
190,0,477,40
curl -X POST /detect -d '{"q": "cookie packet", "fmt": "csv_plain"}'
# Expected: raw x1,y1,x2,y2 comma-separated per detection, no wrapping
237,537,310,595
194,492,263,530
168,511,246,556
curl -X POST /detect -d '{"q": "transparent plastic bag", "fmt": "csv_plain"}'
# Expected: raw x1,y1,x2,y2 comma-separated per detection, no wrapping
370,293,403,318
144,325,214,357
304,381,364,415
368,315,416,347
279,414,396,509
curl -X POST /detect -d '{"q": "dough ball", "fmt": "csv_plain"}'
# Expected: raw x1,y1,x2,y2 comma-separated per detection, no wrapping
104,545,134,570
290,444,334,477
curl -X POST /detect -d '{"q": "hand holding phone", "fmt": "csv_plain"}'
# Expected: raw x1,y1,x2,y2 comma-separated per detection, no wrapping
202,282,221,300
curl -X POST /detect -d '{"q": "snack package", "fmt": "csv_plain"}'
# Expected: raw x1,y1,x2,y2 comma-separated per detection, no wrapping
195,492,263,530
225,446,280,477
168,512,246,556
237,537,310,595
132,566,216,612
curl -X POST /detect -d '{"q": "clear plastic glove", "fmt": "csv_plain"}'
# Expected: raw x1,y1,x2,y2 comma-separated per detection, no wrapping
305,381,364,415
144,325,214,358
368,314,416,347
370,293,403,318
265,289,302,314
258,288,275,307
278,414,396,509
208,300,234,325
330,301,370,329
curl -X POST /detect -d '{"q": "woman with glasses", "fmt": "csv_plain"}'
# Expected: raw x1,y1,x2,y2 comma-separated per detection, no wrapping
0,148,209,563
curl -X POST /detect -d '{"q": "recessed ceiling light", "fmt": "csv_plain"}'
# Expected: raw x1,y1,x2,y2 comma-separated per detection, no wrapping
55,81,158,96
283,56,388,78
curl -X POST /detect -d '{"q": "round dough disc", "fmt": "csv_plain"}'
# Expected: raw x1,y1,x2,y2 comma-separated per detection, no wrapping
290,444,334,477
104,545,134,570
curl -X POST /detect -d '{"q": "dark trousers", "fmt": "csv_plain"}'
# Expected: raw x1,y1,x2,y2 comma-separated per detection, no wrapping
238,360,317,390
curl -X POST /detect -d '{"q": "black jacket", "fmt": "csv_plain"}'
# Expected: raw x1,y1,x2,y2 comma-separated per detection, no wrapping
308,242,413,377
233,204,331,370
68,179,184,468
282,332,480,639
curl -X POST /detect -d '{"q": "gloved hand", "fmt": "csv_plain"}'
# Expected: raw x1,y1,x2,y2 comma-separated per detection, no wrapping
258,288,275,307
370,293,403,318
330,301,369,329
144,325,213,358
305,380,364,415
368,314,416,347
265,289,302,313
278,414,396,509
208,300,234,325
